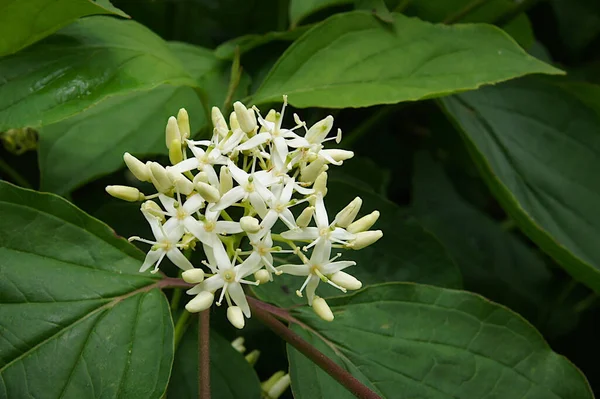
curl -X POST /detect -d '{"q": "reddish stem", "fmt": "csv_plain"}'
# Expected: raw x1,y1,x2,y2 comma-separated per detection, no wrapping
199,310,211,399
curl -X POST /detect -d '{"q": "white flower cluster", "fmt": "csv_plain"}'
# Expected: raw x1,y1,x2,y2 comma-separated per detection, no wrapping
106,96,382,328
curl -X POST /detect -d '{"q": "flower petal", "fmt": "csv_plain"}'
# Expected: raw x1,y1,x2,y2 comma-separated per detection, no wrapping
170,157,199,173
306,275,320,306
280,227,319,241
139,249,163,272
182,194,205,214
187,274,224,294
211,186,245,212
323,260,356,275
215,221,243,235
166,248,193,270
277,263,310,276
228,282,251,317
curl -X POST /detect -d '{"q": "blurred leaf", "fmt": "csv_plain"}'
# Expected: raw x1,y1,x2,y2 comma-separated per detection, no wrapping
289,0,352,28
252,11,561,108
412,152,578,334
0,16,196,131
0,0,128,57
551,0,600,55
355,0,394,23
38,85,204,195
167,323,261,399
288,283,593,398
215,27,310,60
440,77,600,293
0,180,173,399
252,179,462,307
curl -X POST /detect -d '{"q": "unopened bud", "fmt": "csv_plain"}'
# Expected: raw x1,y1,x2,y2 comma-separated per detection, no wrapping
227,306,245,329
267,373,290,399
327,149,354,163
330,271,362,290
168,138,183,165
261,371,285,393
254,269,271,284
347,230,383,250
182,268,205,284
234,101,257,133
165,116,180,148
300,158,326,183
335,197,362,227
306,115,333,143
141,200,165,222
123,152,151,182
219,167,233,194
296,206,314,228
347,211,380,234
196,182,221,203
212,107,228,135
245,349,260,366
149,162,172,193
168,169,194,195
105,185,144,202
240,216,261,233
313,172,328,196
177,108,190,140
193,172,209,184
229,111,240,130
231,337,246,353
312,297,334,322
259,109,277,133
185,291,214,313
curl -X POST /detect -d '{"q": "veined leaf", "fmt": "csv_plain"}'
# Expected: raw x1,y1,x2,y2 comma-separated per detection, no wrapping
288,283,593,398
0,181,173,399
289,0,352,28
252,11,561,108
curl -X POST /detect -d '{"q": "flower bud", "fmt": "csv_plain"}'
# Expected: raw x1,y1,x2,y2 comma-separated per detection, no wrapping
259,109,277,133
168,138,183,165
306,115,334,143
212,107,228,135
240,216,261,233
347,211,380,234
346,230,383,250
267,373,291,399
219,166,233,194
141,200,165,222
261,371,285,393
245,349,260,366
312,297,334,322
229,111,240,131
233,101,257,133
196,182,221,203
105,185,144,202
149,162,172,193
193,172,209,184
231,337,245,353
165,116,180,148
326,149,354,163
313,171,328,196
330,271,362,290
167,169,194,195
177,108,190,140
254,269,271,284
300,158,326,183
295,206,314,228
227,306,245,329
335,197,362,227
182,268,205,284
123,152,150,182
185,291,214,313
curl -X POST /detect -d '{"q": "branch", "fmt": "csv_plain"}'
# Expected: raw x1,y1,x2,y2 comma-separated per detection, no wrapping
248,299,381,399
199,310,211,399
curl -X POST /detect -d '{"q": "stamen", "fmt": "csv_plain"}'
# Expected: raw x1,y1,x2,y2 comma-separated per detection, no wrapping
296,275,312,297
216,283,228,306
325,278,347,293
239,278,260,286
128,236,156,245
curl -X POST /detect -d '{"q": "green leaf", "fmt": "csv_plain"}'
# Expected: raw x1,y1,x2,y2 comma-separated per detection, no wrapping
214,27,311,60
440,78,600,293
0,16,196,131
252,179,461,307
550,0,600,55
168,324,261,399
252,11,561,108
411,153,577,333
0,180,173,398
288,283,593,398
0,0,128,57
38,85,205,195
289,0,352,28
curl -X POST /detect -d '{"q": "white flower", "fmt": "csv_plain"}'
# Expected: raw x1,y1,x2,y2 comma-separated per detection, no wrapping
258,180,298,232
184,207,242,247
281,194,354,249
245,232,290,279
277,241,356,305
187,240,261,317
157,193,204,234
129,211,192,273
169,142,227,186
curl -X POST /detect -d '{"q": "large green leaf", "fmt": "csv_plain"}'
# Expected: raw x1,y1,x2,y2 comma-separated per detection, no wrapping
0,16,196,131
440,78,600,293
38,85,204,195
0,181,173,398
251,11,560,108
289,0,351,27
252,179,461,307
0,0,128,57
167,323,261,399
288,283,593,398
412,153,577,334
